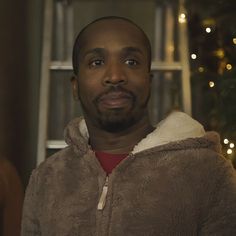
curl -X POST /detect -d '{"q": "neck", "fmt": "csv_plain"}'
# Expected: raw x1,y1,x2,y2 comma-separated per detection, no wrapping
85,115,154,154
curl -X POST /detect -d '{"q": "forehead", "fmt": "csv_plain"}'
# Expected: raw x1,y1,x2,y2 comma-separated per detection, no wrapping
79,19,148,54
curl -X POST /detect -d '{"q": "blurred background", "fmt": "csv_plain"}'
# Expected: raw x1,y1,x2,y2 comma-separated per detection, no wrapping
0,0,235,189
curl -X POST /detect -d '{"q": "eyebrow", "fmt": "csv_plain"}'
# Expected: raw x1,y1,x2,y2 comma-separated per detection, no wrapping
121,47,144,56
82,46,144,58
82,48,106,58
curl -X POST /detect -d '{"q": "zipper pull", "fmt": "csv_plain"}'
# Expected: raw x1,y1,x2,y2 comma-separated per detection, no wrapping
97,176,109,210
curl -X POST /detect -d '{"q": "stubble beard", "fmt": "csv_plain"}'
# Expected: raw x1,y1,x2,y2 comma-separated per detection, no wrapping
80,87,150,133
95,104,137,133
82,95,137,133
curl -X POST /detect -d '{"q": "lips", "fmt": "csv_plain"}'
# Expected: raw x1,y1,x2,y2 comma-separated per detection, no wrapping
97,91,133,109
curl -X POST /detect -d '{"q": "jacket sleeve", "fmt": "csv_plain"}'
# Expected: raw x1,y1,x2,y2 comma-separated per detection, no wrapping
21,170,41,236
199,157,236,235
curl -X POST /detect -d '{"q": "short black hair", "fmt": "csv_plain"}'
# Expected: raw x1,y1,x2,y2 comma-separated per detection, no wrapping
72,16,152,75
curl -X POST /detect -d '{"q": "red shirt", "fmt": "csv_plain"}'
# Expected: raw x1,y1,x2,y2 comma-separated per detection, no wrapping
95,151,128,174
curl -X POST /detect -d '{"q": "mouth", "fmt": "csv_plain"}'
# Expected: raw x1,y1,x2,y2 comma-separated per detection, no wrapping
97,91,133,109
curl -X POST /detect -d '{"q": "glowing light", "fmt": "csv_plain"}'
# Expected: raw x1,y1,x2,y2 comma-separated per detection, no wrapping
226,64,232,70
224,139,229,144
198,67,204,72
227,149,233,155
230,143,235,148
206,27,212,33
214,49,225,59
233,38,236,45
168,45,175,53
209,81,215,88
191,54,197,60
179,13,187,23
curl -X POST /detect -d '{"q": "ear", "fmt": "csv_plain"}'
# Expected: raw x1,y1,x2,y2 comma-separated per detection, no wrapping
71,75,80,101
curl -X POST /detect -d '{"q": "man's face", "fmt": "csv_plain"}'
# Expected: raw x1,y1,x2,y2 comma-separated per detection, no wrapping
75,19,151,132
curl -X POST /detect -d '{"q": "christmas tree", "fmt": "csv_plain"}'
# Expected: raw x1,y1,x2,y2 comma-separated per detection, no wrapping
185,0,236,166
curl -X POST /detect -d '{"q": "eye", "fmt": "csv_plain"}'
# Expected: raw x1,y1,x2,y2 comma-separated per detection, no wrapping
89,59,104,67
125,59,139,66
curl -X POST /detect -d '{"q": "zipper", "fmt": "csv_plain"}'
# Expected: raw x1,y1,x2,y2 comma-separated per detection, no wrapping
97,153,134,211
97,176,109,210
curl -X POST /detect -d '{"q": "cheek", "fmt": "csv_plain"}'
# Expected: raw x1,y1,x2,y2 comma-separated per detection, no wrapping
78,86,92,104
78,80,102,104
78,69,103,90
132,76,151,97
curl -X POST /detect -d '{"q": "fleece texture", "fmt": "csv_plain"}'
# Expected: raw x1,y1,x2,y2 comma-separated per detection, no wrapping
21,112,236,236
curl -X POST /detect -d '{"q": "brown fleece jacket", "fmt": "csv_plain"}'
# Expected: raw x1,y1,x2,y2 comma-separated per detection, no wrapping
21,112,236,236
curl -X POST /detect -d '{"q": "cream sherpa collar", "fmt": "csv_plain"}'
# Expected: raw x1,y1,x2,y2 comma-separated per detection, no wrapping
77,111,205,154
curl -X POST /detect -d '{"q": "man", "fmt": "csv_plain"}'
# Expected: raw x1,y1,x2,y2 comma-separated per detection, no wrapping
22,16,236,235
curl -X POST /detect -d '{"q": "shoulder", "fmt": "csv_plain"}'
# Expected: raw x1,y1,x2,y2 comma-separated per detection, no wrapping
146,131,235,184
23,146,80,207
175,133,236,197
30,146,79,182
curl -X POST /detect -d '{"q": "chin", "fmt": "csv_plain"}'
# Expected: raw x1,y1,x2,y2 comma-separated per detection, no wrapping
97,111,136,133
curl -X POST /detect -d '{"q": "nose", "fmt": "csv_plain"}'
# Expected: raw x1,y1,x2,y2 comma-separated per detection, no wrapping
103,62,127,86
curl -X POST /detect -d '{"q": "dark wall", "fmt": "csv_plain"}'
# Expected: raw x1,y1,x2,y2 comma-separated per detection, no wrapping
0,0,43,187
0,1,28,181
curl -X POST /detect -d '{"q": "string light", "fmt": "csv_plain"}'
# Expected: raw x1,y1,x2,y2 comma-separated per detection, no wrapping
224,139,229,144
198,67,204,72
227,149,233,155
226,64,232,70
168,45,174,53
209,81,215,88
206,27,212,33
179,13,187,23
230,143,235,148
214,49,225,59
191,54,197,60
233,38,236,45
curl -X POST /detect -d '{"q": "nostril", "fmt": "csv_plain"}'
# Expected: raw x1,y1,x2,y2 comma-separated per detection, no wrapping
103,77,126,86
118,79,126,84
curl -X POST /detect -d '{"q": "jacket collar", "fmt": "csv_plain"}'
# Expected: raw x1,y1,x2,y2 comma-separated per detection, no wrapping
132,111,205,154
64,111,206,155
